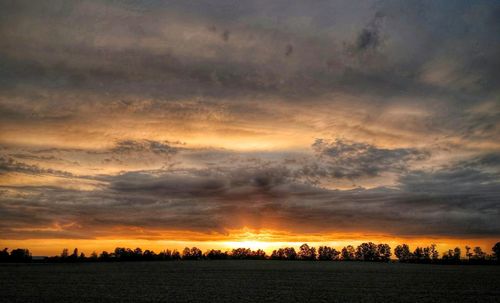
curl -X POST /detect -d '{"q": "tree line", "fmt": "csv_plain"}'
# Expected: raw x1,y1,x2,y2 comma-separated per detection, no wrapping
1,242,499,264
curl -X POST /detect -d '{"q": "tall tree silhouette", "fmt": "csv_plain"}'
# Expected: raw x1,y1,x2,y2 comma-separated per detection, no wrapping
231,248,252,259
271,247,297,260
430,244,439,260
271,248,286,260
0,248,9,261
341,245,355,261
465,246,472,260
206,249,228,260
472,247,486,260
182,247,203,260
413,247,424,261
298,244,316,260
252,249,267,260
394,244,411,262
493,242,500,261
377,244,391,262
355,242,378,261
70,248,79,261
318,246,340,261
99,251,110,261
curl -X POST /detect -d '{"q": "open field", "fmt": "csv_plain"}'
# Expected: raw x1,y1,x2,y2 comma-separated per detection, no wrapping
1,261,499,302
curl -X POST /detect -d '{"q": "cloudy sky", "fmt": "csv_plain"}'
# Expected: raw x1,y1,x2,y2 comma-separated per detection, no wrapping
1,0,499,254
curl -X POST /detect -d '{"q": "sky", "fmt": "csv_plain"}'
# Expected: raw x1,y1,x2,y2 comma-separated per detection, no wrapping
1,0,499,256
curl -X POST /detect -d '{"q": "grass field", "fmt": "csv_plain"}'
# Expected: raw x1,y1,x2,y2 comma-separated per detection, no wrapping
1,261,499,302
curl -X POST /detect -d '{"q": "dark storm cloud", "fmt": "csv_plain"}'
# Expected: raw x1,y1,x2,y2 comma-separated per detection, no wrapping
1,0,497,157
349,11,385,53
464,153,500,168
356,28,380,51
1,0,499,155
108,165,291,201
1,150,499,240
1,0,499,102
309,139,429,179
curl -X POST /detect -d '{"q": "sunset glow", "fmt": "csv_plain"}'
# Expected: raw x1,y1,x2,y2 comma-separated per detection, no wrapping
1,229,498,258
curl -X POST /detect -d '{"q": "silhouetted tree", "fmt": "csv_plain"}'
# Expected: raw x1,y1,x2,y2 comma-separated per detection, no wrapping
413,247,424,261
377,244,391,262
341,245,355,261
492,242,500,261
284,247,297,260
318,246,340,261
206,249,229,260
472,247,486,260
182,247,203,260
8,242,500,264
182,247,191,259
114,247,132,260
271,248,286,260
191,247,203,259
298,244,316,260
143,250,156,260
442,249,454,260
465,246,472,260
69,248,79,261
271,247,297,260
430,244,439,260
134,247,143,258
394,244,412,262
355,242,378,261
171,249,181,260
0,248,9,262
252,249,267,260
442,247,461,263
10,248,31,262
99,251,110,261
90,251,98,261
422,247,431,262
157,250,171,260
231,248,253,259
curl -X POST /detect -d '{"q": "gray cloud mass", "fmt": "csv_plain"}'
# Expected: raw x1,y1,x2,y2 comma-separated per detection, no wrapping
0,0,499,241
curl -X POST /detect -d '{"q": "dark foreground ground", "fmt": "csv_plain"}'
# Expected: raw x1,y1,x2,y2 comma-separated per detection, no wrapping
1,261,499,302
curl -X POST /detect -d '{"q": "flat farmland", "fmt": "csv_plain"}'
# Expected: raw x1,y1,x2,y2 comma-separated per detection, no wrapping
1,261,499,302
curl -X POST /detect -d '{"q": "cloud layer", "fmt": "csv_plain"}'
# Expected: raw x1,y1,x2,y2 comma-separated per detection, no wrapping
0,0,499,242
